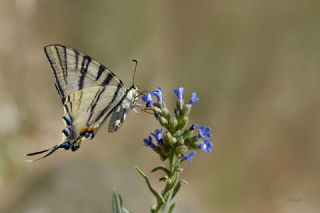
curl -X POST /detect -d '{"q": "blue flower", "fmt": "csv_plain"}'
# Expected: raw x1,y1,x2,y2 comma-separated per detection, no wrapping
144,136,156,149
150,87,163,103
173,87,184,101
198,140,213,152
182,151,196,162
188,92,199,104
142,93,153,107
190,124,198,131
151,128,163,144
198,125,212,139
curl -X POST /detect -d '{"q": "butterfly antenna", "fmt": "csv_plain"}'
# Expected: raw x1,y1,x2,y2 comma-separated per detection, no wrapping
132,59,138,86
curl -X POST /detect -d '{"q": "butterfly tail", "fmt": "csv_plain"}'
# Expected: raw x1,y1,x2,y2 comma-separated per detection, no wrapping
23,145,62,162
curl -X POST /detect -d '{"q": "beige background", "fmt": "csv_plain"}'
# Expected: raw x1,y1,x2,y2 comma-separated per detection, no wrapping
0,0,319,212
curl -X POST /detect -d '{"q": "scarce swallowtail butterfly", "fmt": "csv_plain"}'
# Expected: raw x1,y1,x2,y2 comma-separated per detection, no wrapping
25,44,140,162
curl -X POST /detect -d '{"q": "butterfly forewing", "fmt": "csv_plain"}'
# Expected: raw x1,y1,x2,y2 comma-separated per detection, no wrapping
44,44,124,102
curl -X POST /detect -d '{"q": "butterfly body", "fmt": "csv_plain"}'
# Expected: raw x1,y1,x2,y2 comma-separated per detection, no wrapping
26,44,139,161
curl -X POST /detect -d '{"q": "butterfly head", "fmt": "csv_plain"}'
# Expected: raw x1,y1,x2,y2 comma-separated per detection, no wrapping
127,85,140,108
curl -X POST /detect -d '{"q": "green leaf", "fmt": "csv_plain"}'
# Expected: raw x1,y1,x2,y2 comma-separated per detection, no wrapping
135,166,165,204
122,207,131,213
168,203,176,213
159,176,168,182
151,165,170,176
112,190,122,213
171,181,181,200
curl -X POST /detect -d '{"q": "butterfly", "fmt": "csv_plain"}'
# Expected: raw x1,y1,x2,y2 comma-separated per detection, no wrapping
25,44,140,161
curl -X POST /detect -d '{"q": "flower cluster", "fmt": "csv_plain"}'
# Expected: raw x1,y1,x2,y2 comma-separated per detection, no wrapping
142,87,213,162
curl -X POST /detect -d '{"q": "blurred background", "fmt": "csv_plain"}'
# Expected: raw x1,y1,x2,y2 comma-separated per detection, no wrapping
0,0,320,212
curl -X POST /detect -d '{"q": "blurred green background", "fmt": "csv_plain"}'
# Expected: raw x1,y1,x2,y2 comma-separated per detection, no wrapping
0,0,320,212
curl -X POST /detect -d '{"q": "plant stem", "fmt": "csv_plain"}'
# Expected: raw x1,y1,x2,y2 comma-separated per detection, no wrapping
153,152,180,213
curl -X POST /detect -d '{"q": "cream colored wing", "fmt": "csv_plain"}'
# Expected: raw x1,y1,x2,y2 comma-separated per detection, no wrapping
44,44,125,102
63,84,127,139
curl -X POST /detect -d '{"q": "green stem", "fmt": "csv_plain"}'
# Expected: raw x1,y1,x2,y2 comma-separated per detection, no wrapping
153,152,180,213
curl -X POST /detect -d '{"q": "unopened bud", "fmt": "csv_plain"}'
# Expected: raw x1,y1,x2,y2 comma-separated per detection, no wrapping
175,145,188,154
177,116,188,130
159,116,168,127
182,104,192,116
169,117,178,132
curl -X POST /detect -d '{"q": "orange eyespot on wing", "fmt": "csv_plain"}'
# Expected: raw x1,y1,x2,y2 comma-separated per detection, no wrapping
80,127,96,139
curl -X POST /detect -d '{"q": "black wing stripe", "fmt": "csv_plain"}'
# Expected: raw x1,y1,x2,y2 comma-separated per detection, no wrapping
75,50,79,70
64,46,68,75
64,104,70,115
96,65,105,81
54,45,67,84
44,47,65,99
86,87,107,125
78,56,92,90
87,90,101,112
94,83,123,123
55,83,62,98
102,73,113,85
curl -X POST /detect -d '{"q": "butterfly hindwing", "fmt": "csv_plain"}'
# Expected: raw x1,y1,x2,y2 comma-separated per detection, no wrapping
63,85,127,137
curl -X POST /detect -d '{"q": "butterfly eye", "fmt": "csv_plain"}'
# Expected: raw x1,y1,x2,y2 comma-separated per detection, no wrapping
60,141,71,150
62,128,71,137
71,143,80,152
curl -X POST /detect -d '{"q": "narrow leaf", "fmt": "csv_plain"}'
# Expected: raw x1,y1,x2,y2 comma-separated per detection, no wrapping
112,190,122,213
168,203,176,213
171,181,181,199
135,166,165,204
151,165,170,176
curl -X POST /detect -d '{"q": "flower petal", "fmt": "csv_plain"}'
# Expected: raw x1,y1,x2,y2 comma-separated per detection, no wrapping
142,93,153,107
182,151,196,162
150,87,163,103
188,92,199,104
173,87,184,101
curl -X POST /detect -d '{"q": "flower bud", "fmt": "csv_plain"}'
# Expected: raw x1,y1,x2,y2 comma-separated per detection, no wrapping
176,137,184,146
163,131,177,146
173,130,182,138
169,117,178,132
190,139,202,149
153,106,162,115
184,135,198,146
177,100,184,111
161,107,170,119
158,116,168,127
183,129,193,139
177,116,188,130
159,144,170,156
175,144,188,154
182,104,192,116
